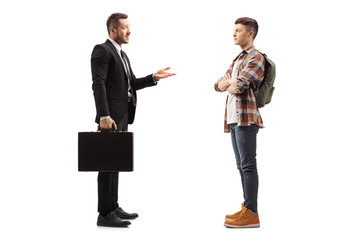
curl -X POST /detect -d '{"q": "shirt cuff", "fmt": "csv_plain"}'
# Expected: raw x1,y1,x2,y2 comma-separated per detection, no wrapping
100,116,110,120
214,79,222,91
152,73,159,83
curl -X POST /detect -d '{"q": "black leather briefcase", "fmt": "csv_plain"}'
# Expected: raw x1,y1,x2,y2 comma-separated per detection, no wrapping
78,132,133,172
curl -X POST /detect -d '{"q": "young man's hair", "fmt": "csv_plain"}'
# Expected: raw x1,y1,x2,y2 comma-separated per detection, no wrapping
235,17,259,40
106,13,128,35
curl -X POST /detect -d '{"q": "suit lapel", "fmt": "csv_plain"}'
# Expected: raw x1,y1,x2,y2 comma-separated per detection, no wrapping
106,39,120,59
105,40,130,79
120,51,132,76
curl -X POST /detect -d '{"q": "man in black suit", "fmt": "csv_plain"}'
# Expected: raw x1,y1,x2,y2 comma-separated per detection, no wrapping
91,12,175,227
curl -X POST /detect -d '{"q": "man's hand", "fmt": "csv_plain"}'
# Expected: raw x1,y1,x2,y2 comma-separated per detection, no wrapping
218,80,230,91
217,73,231,91
154,67,176,80
221,73,238,94
100,117,117,131
227,84,237,94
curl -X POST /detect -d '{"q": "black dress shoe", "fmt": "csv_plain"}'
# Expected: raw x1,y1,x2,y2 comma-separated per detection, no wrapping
114,207,139,220
97,212,131,227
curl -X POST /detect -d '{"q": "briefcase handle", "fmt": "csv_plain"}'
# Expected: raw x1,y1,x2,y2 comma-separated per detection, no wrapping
97,125,118,132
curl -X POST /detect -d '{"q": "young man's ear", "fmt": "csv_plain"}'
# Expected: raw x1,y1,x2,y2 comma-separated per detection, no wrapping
249,31,254,39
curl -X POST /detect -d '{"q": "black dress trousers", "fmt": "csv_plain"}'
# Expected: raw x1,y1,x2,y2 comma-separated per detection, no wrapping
97,112,128,215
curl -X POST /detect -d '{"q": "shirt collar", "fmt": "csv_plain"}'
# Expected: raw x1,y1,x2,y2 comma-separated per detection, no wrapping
108,38,122,53
240,46,255,56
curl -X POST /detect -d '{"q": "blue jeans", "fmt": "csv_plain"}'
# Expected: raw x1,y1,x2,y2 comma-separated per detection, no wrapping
229,124,259,213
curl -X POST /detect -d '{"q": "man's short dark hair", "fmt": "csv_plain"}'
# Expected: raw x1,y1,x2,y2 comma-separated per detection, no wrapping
106,13,128,35
235,17,259,40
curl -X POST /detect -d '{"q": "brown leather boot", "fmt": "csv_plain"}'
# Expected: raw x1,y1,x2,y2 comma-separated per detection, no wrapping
224,206,260,228
225,203,245,220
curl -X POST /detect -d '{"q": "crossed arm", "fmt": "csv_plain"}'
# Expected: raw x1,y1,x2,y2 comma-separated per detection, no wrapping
216,73,237,94
215,53,265,94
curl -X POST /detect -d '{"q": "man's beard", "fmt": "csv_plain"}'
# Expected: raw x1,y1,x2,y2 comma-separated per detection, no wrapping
115,34,127,44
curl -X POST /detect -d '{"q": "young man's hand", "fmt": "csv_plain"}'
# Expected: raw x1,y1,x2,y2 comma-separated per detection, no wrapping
218,81,230,91
227,84,237,94
221,72,238,94
218,73,231,91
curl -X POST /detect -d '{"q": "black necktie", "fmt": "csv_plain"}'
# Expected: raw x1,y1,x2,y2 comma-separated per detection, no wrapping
120,50,136,106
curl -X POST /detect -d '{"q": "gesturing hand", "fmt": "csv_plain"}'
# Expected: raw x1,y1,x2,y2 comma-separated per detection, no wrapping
155,67,176,80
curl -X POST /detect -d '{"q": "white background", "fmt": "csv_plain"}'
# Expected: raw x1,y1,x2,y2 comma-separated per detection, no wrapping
1,0,359,239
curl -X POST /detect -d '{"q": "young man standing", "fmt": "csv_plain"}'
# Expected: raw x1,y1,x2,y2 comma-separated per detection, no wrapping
214,17,265,228
91,13,175,227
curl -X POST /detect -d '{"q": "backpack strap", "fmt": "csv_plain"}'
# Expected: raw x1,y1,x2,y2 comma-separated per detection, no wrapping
241,50,259,69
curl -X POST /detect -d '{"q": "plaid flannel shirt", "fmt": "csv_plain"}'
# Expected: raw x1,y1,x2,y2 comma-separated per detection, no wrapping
214,46,265,132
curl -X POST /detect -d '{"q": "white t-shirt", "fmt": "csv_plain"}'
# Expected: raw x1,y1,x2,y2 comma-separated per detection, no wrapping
226,58,240,124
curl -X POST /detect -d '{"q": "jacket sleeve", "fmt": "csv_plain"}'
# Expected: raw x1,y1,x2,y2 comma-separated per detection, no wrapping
91,45,110,118
132,73,157,90
124,53,157,90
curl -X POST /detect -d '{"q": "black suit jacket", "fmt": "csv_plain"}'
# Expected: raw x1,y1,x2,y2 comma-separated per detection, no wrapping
91,40,157,124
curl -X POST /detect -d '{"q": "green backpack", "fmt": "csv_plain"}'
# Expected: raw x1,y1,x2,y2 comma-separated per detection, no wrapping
242,50,276,108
